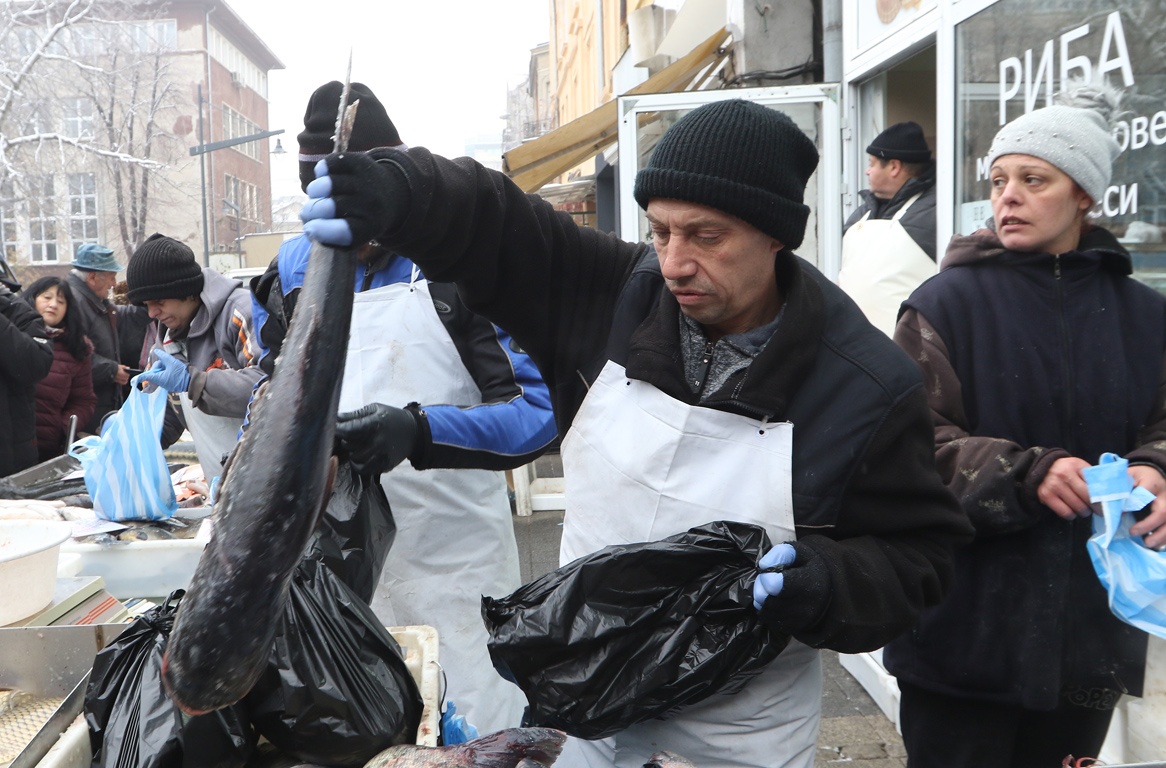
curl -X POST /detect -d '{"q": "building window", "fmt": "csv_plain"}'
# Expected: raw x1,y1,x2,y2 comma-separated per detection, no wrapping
63,98,94,140
209,27,268,97
68,173,98,256
0,182,19,263
23,106,50,136
221,104,260,160
126,20,177,51
224,174,260,224
28,176,57,264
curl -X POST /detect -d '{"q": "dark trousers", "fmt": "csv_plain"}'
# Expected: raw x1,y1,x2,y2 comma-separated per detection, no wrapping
898,680,1115,768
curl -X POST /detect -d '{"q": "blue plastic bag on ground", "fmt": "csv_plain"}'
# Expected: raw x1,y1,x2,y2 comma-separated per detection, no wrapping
69,382,177,521
1083,453,1166,639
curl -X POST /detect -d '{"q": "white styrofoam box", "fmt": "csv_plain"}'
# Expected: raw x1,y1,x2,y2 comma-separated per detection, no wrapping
839,649,902,729
35,715,90,768
60,538,208,600
56,552,82,578
390,624,441,747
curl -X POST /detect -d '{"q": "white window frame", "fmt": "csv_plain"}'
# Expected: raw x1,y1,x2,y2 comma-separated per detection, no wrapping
63,97,94,140
617,85,843,279
29,175,57,264
68,172,99,256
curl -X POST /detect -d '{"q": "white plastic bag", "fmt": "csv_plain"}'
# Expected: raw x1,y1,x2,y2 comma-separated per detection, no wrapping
1083,453,1166,639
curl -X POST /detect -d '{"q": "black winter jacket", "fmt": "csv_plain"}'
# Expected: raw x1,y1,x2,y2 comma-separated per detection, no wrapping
0,288,54,476
67,273,121,432
362,147,974,653
843,165,937,260
886,227,1166,709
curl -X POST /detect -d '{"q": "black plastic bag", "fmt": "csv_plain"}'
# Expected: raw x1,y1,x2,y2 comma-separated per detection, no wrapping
482,520,788,740
307,461,396,604
244,558,424,767
84,591,255,768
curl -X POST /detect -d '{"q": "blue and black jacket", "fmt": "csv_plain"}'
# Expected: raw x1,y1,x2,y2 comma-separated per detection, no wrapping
249,234,556,471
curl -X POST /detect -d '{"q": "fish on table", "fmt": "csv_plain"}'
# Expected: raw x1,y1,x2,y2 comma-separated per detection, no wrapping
0,690,64,766
644,752,698,768
161,239,359,716
362,728,566,768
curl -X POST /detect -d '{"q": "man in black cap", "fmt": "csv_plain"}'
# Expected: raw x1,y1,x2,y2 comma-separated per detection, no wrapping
250,81,556,736
127,233,262,480
299,98,972,768
838,121,938,336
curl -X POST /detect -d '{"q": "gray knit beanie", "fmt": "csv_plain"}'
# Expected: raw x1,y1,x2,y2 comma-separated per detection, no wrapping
986,81,1121,205
634,100,819,249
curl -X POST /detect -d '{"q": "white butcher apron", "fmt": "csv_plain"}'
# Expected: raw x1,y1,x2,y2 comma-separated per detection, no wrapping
838,193,937,337
557,361,819,768
165,336,241,482
337,267,526,735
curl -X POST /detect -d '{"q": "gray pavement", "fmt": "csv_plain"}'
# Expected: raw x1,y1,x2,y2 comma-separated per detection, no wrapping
511,508,907,767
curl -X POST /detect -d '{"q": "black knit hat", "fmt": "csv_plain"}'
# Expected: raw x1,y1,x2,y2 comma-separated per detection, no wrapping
126,233,203,306
298,81,401,192
866,122,931,162
633,100,819,249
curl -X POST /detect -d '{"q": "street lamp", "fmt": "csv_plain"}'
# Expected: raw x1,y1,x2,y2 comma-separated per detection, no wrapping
221,197,242,269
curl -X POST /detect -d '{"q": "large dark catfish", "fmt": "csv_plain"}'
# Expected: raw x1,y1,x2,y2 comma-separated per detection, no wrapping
162,241,357,715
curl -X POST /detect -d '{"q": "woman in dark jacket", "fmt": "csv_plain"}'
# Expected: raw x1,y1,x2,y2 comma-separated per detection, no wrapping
885,84,1166,766
22,276,96,461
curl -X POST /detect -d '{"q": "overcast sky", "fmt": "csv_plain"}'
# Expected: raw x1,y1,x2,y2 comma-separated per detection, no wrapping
224,0,551,200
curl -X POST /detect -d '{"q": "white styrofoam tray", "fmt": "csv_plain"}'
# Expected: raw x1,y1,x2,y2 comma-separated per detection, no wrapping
60,538,207,600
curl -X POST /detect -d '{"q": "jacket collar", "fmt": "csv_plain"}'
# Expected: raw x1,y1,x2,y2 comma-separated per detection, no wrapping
942,225,1132,275
187,268,242,339
624,249,824,420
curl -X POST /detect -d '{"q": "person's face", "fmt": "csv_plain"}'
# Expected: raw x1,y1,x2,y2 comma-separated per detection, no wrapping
144,296,201,332
990,154,1093,255
865,156,905,200
647,198,783,341
87,270,117,298
35,286,67,327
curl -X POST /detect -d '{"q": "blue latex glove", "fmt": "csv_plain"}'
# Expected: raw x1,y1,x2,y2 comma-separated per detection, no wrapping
139,349,191,393
301,167,351,244
752,543,797,610
300,154,404,246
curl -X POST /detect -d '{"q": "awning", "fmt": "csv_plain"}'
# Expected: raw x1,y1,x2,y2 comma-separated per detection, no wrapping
535,178,596,206
503,27,732,193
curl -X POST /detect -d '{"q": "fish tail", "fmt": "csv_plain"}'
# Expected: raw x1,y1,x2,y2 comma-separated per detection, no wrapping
456,728,566,768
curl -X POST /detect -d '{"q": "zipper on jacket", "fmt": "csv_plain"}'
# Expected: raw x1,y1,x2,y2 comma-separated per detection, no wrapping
1054,254,1074,448
693,340,715,396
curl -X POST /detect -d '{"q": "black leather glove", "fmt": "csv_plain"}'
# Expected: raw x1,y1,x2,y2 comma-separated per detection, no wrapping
302,151,409,247
335,403,419,476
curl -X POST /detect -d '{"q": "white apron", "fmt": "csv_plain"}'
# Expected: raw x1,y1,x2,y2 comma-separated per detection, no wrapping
339,268,526,735
557,361,819,768
838,193,937,337
165,336,241,482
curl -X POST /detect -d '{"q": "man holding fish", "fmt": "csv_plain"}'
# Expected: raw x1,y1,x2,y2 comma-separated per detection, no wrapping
299,99,973,767
249,81,558,735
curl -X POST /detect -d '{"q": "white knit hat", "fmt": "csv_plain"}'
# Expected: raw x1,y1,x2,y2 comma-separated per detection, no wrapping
986,81,1122,205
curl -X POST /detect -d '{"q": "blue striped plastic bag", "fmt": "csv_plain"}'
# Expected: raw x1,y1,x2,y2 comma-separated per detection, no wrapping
69,382,177,521
1083,453,1166,639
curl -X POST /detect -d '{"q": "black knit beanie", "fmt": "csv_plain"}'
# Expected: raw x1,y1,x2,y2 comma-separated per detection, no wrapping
126,233,203,306
866,122,931,162
298,81,401,192
633,100,819,249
